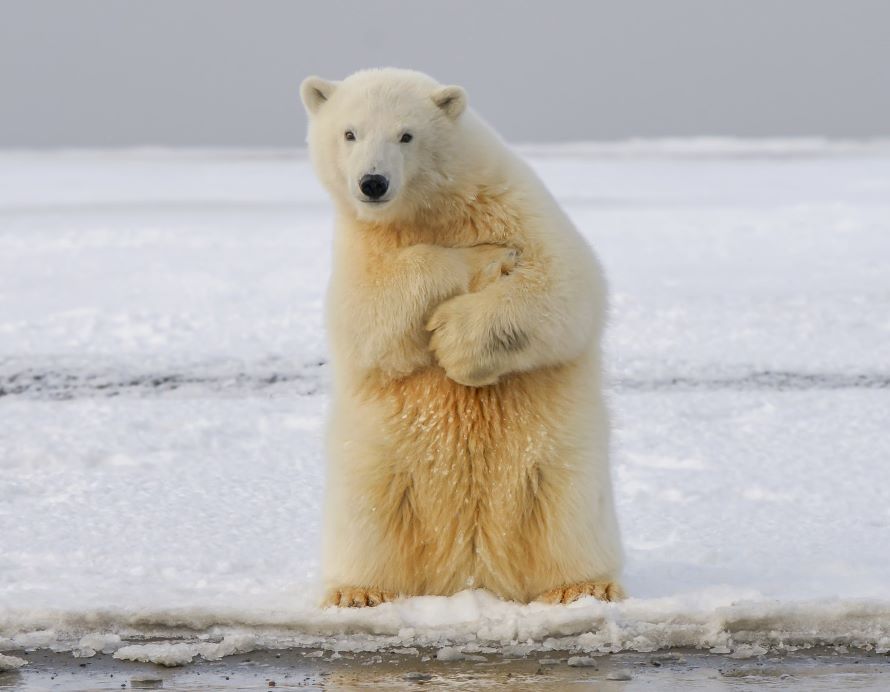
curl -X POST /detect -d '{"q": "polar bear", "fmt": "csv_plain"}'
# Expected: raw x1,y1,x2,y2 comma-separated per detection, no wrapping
300,68,624,607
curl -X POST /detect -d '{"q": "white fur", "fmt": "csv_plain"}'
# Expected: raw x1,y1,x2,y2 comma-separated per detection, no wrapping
302,68,624,605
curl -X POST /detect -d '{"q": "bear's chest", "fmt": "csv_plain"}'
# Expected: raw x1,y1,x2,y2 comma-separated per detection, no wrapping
371,366,558,514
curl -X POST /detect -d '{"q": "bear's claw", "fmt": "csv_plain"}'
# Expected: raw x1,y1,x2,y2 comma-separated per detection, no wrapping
468,246,519,291
536,581,626,604
324,587,398,608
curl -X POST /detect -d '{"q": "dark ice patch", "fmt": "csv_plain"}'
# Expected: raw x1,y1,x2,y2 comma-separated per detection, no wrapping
0,359,326,400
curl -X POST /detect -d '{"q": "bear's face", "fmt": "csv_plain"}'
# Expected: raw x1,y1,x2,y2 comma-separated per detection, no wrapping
301,69,467,222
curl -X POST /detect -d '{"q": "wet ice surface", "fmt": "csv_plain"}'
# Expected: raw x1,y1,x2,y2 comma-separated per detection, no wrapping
1,143,890,666
3,648,890,691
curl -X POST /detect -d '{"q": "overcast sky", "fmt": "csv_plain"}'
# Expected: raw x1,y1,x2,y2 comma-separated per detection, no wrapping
1,0,889,147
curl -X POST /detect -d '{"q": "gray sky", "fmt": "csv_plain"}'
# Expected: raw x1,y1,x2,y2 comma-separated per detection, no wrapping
2,0,889,147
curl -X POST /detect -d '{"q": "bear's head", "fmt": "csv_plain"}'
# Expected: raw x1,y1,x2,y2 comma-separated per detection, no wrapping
301,68,468,223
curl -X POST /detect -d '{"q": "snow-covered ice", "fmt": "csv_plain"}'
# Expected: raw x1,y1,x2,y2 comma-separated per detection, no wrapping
1,142,889,663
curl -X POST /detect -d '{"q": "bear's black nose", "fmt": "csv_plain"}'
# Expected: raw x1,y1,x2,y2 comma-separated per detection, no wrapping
360,174,389,200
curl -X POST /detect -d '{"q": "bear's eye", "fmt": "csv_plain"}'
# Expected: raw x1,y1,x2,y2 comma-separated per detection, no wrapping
400,132,413,143
344,130,356,141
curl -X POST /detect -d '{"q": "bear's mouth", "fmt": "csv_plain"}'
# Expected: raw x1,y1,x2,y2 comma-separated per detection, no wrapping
361,199,390,205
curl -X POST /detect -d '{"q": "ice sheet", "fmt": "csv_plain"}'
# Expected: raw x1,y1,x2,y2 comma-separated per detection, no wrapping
1,142,889,659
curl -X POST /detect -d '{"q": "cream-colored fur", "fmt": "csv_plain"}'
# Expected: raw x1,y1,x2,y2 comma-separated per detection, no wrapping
301,68,624,606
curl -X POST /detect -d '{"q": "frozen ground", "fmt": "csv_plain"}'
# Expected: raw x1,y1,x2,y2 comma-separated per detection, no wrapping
1,142,889,669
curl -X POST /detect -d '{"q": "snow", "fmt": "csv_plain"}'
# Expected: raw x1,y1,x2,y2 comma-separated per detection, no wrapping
113,634,257,667
73,633,122,658
567,655,599,667
0,653,27,671
1,142,889,664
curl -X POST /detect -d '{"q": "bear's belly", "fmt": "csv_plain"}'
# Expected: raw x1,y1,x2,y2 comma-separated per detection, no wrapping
359,365,573,597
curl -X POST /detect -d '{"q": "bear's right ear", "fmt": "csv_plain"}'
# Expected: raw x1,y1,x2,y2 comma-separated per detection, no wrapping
300,77,337,115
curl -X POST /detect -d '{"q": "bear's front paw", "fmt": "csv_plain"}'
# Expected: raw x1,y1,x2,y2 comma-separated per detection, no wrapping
426,294,507,387
324,586,398,608
536,581,626,604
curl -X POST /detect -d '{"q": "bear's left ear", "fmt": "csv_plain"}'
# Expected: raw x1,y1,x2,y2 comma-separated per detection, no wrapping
432,85,467,120
301,76,337,115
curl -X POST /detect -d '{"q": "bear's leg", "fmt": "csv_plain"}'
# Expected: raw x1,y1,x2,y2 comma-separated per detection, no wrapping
322,410,432,607
521,468,625,605
488,387,625,605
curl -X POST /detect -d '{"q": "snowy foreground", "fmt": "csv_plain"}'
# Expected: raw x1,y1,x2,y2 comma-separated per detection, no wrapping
1,142,889,665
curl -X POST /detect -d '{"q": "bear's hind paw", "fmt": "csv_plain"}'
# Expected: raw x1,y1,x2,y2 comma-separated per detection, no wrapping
324,586,398,608
536,580,625,604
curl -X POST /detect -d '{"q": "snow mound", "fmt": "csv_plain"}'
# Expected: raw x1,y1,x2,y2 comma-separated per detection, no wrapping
73,633,123,658
0,653,27,671
113,634,256,667
3,590,890,658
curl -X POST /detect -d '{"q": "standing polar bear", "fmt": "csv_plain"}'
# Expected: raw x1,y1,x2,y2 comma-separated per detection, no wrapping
301,68,624,607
